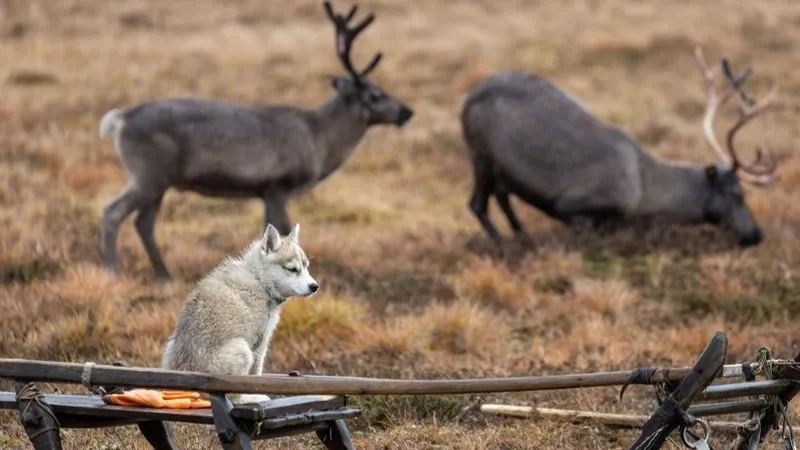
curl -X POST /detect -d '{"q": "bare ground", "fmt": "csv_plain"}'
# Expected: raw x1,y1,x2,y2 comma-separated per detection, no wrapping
1,0,800,448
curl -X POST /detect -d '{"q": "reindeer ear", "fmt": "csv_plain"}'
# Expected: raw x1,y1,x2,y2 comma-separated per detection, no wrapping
262,224,282,253
704,165,718,182
288,224,300,244
330,76,355,94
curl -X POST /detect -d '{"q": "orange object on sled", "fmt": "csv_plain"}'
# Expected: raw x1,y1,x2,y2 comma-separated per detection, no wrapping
102,389,211,409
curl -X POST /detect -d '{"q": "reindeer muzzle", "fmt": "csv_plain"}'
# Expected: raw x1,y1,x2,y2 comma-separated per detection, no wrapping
395,106,414,127
738,228,763,247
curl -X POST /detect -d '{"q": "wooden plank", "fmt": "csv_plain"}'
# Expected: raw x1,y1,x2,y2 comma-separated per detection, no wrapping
257,409,361,430
1,390,17,409
698,379,793,401
0,392,353,427
690,399,773,416
231,395,346,421
1,392,213,424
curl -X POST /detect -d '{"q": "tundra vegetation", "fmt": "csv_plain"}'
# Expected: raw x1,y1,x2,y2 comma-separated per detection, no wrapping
1,0,799,449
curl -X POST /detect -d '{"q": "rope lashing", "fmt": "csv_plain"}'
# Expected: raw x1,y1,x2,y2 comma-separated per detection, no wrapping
80,362,95,388
81,361,110,395
751,346,775,380
734,345,798,448
734,347,773,444
17,383,61,441
618,367,672,402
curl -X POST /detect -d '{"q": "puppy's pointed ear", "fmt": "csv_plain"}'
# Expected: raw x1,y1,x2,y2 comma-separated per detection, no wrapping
262,224,282,253
288,224,300,244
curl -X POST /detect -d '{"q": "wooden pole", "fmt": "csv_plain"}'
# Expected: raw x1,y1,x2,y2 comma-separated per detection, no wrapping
0,359,758,396
480,405,800,434
700,379,790,401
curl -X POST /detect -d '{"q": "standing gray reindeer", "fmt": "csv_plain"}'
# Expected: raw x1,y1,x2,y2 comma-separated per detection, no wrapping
461,47,779,247
98,1,413,281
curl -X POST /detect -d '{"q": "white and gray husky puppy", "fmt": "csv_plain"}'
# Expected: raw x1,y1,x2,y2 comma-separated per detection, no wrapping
162,223,318,404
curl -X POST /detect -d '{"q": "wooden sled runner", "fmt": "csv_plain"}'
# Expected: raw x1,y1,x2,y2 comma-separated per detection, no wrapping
0,361,361,450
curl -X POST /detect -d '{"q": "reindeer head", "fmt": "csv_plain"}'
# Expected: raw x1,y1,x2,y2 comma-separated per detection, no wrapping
324,1,413,127
695,47,780,247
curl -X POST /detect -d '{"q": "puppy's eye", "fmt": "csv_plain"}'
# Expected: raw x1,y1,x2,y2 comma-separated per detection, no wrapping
286,266,300,274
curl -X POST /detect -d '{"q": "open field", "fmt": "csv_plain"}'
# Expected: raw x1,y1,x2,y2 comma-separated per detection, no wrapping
1,0,800,448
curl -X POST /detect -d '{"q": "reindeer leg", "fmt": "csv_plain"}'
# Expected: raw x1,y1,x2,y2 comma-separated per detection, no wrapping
264,194,292,235
134,193,171,282
102,184,153,275
494,183,527,239
469,166,503,242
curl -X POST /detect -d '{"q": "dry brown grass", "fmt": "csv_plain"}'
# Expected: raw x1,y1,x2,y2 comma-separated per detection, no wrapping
1,0,800,448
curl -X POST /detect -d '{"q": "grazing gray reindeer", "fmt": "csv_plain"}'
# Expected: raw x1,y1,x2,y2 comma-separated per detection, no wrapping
461,47,779,247
98,1,413,281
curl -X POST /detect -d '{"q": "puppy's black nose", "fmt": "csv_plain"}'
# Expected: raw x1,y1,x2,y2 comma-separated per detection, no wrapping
309,282,319,293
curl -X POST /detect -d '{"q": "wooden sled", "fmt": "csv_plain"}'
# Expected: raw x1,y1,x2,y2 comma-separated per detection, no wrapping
0,364,361,450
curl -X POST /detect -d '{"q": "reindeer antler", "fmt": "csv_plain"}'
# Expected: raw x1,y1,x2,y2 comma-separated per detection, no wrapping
720,58,780,186
324,1,383,86
695,47,780,186
695,47,746,167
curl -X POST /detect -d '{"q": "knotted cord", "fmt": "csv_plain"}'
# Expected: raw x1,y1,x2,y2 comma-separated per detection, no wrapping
734,346,797,449
17,383,60,441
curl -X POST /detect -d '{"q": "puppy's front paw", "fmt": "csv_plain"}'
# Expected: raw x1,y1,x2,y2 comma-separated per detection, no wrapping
235,394,272,405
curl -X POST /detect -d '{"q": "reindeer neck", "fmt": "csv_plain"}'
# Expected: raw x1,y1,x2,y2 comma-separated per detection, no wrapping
635,152,710,222
307,95,369,181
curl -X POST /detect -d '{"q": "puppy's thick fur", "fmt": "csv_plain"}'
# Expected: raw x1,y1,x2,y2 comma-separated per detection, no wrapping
162,223,318,404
